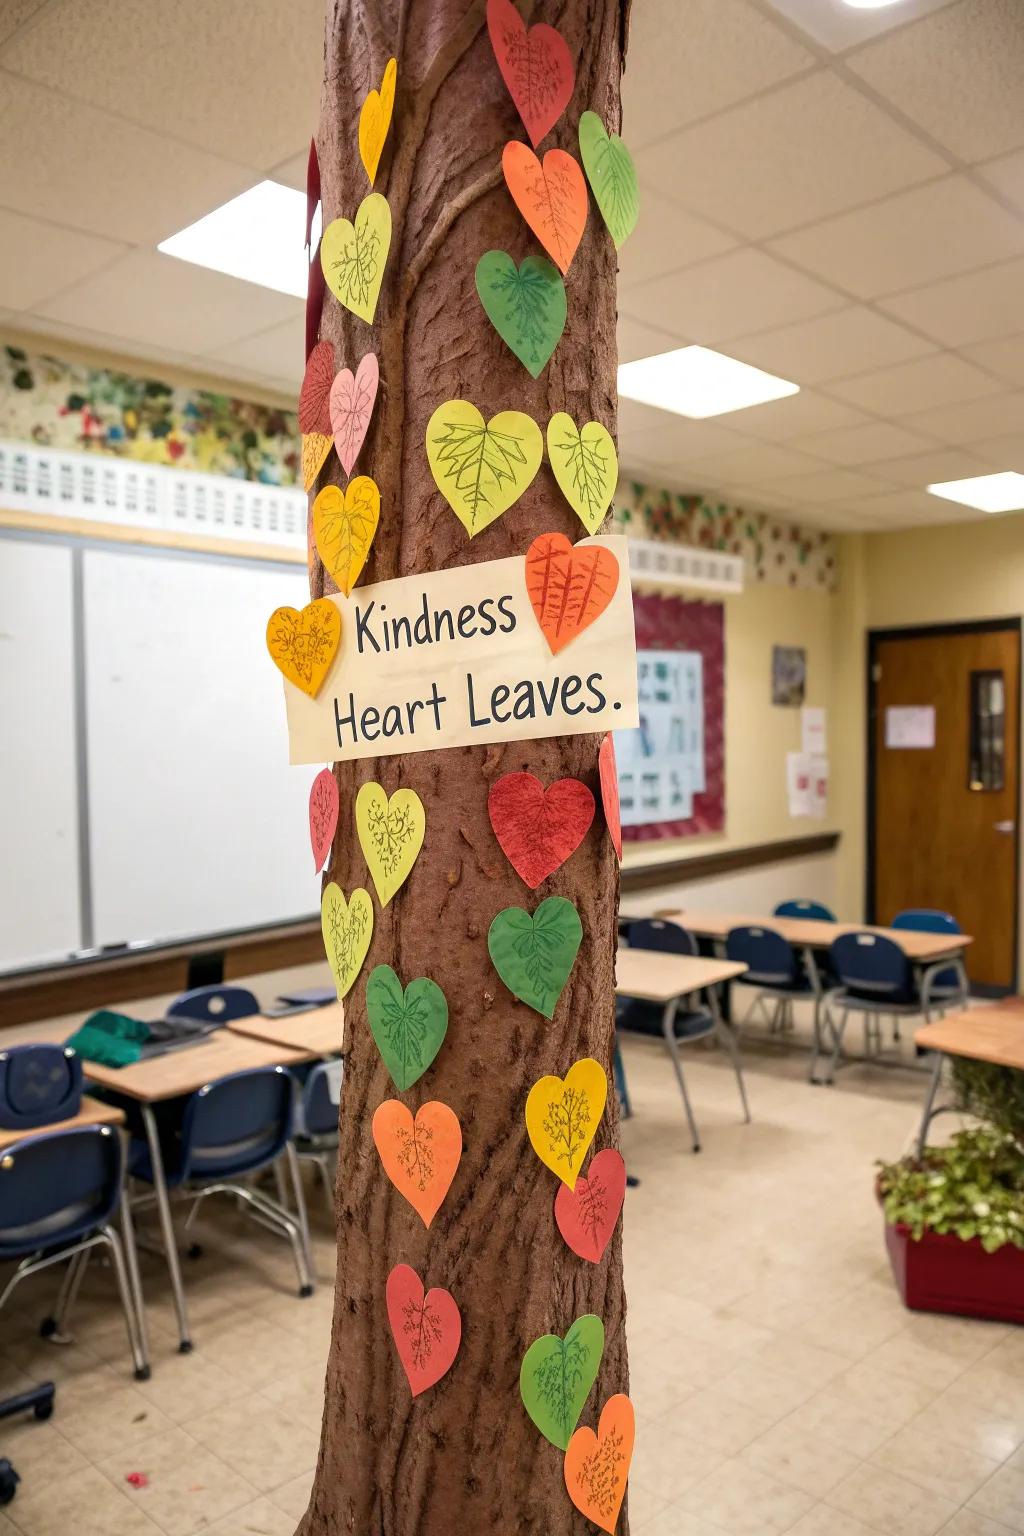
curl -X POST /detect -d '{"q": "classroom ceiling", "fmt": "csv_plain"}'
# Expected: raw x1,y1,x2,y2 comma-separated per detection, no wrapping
2,0,1024,531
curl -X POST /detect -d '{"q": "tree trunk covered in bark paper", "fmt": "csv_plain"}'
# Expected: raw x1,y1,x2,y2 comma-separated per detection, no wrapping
299,1,631,1532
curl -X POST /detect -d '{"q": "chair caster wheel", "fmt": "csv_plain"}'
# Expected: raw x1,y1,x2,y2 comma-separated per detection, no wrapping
0,1461,19,1505
33,1399,53,1422
299,1284,314,1298
177,1340,193,1354
38,1317,57,1338
187,1243,203,1261
134,1365,152,1382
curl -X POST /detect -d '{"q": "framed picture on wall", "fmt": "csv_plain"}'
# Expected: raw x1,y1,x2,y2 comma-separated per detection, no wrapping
772,644,806,707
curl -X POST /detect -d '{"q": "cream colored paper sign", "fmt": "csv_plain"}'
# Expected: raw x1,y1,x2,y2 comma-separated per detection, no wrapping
281,536,638,764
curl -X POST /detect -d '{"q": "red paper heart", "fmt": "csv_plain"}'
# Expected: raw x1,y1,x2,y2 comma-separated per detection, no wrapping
525,532,620,655
305,135,320,250
305,238,326,363
554,1148,626,1263
299,340,335,436
599,734,621,860
486,0,574,149
488,772,594,889
308,767,339,874
386,1263,461,1397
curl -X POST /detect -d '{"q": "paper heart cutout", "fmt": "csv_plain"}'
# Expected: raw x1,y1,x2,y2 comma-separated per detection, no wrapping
502,142,587,276
299,339,335,435
365,965,449,1091
525,532,620,656
578,110,640,251
329,353,379,476
487,772,594,889
359,57,397,187
426,398,543,537
564,1394,635,1533
520,1314,604,1450
305,136,319,250
306,236,326,362
301,431,333,493
554,1148,626,1263
547,413,618,535
312,477,380,597
488,895,582,1019
598,734,622,861
321,883,373,1000
372,1099,461,1227
266,598,341,697
525,1057,606,1189
475,250,566,378
386,1263,461,1397
486,0,574,149
308,768,339,874
355,782,425,906
321,195,391,324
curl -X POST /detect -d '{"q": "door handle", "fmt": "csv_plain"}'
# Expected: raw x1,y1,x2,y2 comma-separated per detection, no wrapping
994,820,1016,834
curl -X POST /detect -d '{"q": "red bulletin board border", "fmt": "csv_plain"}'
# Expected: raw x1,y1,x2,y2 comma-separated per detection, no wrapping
622,592,725,843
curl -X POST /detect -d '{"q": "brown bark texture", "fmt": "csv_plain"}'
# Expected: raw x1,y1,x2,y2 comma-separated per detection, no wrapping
299,2,631,1532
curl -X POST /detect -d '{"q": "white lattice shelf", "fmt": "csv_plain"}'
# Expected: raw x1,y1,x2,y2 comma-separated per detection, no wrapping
627,534,744,594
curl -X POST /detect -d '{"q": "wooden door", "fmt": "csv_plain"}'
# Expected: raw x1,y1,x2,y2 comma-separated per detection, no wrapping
870,621,1020,990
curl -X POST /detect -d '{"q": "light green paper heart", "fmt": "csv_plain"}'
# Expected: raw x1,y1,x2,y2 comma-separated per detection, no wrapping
487,896,582,1019
578,111,639,250
475,250,567,379
365,964,448,1091
320,194,391,323
520,1314,604,1450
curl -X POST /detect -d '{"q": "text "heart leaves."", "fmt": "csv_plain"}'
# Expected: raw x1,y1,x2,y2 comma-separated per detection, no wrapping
313,477,380,597
488,772,595,889
502,142,587,276
547,414,618,535
329,353,379,476
525,533,620,656
565,1394,635,1534
599,733,622,861
355,783,425,906
358,57,397,187
308,768,339,874
426,399,542,538
321,194,391,324
365,965,449,1091
520,1314,604,1450
475,251,566,378
321,883,373,1000
488,895,582,1018
372,1099,461,1227
578,111,639,251
266,598,341,697
525,1057,607,1190
486,0,574,149
386,1264,461,1398
554,1148,626,1263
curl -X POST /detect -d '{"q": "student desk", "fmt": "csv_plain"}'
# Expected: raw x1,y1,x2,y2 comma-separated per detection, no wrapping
0,1094,124,1151
226,1003,344,1056
658,911,972,964
914,1001,1024,1154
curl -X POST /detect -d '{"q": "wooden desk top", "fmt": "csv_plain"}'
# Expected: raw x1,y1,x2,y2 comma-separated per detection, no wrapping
0,1095,125,1151
82,1032,308,1102
227,1004,343,1055
615,948,747,1004
915,1005,1024,1071
657,911,972,962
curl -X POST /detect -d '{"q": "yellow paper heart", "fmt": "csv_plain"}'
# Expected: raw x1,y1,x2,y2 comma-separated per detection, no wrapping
321,194,392,324
425,399,543,538
546,413,619,535
321,883,374,1000
301,431,333,492
355,782,425,907
313,477,380,597
265,598,341,698
525,1058,607,1191
359,57,397,187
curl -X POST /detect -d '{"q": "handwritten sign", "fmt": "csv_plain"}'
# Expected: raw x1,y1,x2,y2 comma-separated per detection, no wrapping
281,536,638,764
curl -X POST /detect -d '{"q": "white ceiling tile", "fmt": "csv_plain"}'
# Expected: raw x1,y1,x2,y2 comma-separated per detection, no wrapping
827,353,1001,415
0,208,125,310
900,390,1024,443
861,445,998,487
968,433,1024,467
754,467,896,502
618,410,752,461
637,72,945,241
879,255,1024,346
621,0,813,150
618,190,736,290
725,389,868,440
977,147,1024,214
725,307,935,386
203,316,305,391
787,421,938,465
762,0,961,52
269,150,310,194
770,175,1024,299
959,333,1024,386
837,488,986,524
846,0,1024,163
616,313,683,364
0,1,46,45
676,442,825,482
621,248,843,344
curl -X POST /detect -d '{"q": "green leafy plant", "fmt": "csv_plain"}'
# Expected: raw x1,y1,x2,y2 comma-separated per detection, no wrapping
950,1057,1024,1146
877,1125,1024,1254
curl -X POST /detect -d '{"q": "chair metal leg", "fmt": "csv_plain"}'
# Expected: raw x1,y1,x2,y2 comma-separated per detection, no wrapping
820,1004,848,1085
118,1179,150,1378
52,1249,90,1335
100,1225,148,1380
140,1103,192,1353
916,1053,944,1159
613,1039,633,1120
284,1142,313,1284
707,986,751,1124
273,1160,290,1212
660,1001,701,1153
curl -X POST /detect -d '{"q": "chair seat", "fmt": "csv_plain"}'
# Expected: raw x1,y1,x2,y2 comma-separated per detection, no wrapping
744,972,815,996
672,1010,716,1041
838,988,921,1012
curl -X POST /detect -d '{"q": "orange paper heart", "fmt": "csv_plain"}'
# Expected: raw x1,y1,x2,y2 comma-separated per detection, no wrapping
265,598,341,697
372,1100,461,1228
564,1394,635,1534
301,431,333,492
525,533,620,655
502,142,587,276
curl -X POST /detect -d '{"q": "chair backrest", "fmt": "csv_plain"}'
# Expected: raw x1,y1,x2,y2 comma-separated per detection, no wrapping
774,899,836,923
830,932,914,998
726,925,800,984
0,1125,122,1259
625,919,698,956
180,1066,293,1181
891,908,961,936
0,1044,83,1131
167,985,260,1024
302,1061,342,1137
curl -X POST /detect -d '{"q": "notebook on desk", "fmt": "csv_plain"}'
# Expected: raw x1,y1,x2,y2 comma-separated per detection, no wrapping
270,985,336,1016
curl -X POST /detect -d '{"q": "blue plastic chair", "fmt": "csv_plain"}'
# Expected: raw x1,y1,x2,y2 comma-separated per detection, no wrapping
294,1061,341,1214
773,899,836,923
0,1044,82,1131
892,909,967,999
814,931,947,1084
624,919,698,956
727,924,821,1048
166,985,260,1024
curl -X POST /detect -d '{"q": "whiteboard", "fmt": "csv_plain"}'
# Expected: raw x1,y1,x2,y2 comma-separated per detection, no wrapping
83,548,319,947
0,539,81,967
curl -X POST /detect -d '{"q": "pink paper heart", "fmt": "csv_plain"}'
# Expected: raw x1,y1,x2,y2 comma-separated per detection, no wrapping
330,354,379,477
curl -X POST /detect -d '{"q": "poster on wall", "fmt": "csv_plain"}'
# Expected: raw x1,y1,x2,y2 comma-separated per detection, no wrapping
772,644,806,706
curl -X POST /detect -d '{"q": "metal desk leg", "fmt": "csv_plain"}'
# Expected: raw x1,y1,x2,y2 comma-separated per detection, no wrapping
707,984,751,1124
118,1177,150,1379
284,1142,314,1287
660,999,701,1153
916,1053,944,1159
140,1103,192,1353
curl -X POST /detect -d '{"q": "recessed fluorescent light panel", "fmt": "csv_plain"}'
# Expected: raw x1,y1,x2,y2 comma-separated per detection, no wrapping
928,472,1024,514
159,181,314,298
842,0,904,8
618,345,799,420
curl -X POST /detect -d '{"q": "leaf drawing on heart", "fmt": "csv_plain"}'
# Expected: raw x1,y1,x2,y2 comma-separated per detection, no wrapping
324,897,370,984
532,1327,595,1443
477,255,564,376
512,902,577,1009
429,414,535,527
368,798,419,878
506,147,585,273
326,212,384,315
579,111,639,249
542,1084,594,1172
402,1293,445,1371
333,372,375,467
574,1424,629,1520
378,988,432,1081
577,1170,610,1255
501,24,568,131
267,608,336,687
526,535,619,648
309,773,336,858
314,478,379,596
394,1120,436,1192
547,416,617,529
299,340,335,434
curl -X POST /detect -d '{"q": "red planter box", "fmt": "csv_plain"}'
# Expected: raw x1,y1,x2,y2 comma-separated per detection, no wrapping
884,1221,1024,1325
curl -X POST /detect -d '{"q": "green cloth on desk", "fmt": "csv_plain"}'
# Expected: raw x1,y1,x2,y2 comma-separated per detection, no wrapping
66,1009,150,1068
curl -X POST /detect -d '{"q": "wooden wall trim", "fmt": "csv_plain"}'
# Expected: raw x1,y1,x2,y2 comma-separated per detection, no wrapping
620,832,840,893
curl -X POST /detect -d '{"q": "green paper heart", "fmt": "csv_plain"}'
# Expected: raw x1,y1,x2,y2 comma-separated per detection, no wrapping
475,250,567,379
365,965,448,1091
520,1314,604,1450
578,111,639,250
487,896,582,1019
